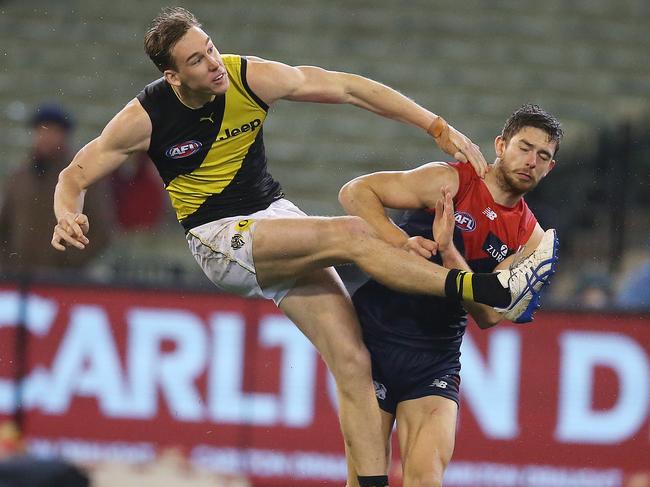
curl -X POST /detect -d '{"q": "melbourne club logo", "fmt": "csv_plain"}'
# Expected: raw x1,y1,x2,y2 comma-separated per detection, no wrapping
165,140,202,159
454,211,476,232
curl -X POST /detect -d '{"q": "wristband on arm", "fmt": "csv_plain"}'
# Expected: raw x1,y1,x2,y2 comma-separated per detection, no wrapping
426,115,448,138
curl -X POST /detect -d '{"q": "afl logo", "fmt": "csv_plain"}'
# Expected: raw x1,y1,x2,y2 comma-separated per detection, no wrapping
165,140,202,159
454,211,476,232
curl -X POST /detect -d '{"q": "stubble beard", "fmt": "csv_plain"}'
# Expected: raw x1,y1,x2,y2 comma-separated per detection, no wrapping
494,163,535,197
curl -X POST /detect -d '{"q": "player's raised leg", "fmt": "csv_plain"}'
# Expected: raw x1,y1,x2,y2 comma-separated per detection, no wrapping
253,216,512,308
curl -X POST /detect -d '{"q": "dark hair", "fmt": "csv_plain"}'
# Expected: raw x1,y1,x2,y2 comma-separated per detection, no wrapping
501,104,564,155
144,7,201,72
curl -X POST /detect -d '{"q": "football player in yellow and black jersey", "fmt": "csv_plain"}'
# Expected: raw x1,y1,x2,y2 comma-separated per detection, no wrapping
51,8,557,487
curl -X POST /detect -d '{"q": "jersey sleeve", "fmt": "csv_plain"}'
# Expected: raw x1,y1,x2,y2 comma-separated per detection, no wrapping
518,201,538,245
449,162,477,203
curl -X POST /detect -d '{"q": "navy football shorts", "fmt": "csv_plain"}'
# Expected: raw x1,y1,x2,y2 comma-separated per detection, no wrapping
366,340,461,414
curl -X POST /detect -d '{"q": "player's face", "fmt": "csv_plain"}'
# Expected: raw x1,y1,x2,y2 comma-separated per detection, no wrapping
494,126,557,194
167,26,229,95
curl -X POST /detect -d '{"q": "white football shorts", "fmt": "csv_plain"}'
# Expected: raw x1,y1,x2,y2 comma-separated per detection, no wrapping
186,198,307,305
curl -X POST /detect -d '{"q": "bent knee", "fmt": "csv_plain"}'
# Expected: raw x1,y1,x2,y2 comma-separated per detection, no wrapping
328,343,372,387
329,216,375,248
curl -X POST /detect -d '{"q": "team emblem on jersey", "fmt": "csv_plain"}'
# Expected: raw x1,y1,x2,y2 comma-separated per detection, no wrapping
231,234,245,250
373,381,387,400
165,140,202,159
454,211,476,232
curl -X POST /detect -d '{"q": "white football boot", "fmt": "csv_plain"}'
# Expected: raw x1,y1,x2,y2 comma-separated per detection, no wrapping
496,228,559,323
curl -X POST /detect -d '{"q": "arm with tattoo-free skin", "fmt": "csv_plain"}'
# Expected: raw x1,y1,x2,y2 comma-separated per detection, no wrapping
51,99,151,251
339,162,459,258
339,162,544,327
245,57,489,177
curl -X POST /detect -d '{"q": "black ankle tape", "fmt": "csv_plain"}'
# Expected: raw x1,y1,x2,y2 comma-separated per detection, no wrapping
445,269,462,301
358,475,389,487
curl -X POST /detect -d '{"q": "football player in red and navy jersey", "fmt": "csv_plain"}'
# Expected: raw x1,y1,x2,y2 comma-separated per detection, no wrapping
339,104,562,486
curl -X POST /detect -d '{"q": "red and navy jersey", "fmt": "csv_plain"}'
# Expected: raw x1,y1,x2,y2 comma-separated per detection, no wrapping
353,162,537,351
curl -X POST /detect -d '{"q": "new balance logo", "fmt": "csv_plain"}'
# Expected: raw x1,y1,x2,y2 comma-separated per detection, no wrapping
429,379,448,389
483,207,498,220
218,118,262,141
200,112,215,124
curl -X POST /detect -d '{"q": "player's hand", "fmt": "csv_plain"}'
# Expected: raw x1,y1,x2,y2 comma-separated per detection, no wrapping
429,117,489,178
433,187,455,253
403,236,438,259
51,212,90,251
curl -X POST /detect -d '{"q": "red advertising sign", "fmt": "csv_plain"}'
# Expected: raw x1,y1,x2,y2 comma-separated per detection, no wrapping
0,284,648,487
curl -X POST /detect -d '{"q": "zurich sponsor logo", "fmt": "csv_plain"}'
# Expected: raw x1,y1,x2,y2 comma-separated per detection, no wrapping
454,211,476,232
165,140,202,159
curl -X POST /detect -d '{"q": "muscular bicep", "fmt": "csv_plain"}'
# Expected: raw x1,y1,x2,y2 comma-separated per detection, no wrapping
246,57,351,105
64,99,151,189
344,162,460,210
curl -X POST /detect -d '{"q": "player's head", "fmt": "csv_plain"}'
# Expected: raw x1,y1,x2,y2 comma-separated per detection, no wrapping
493,104,563,195
144,7,229,96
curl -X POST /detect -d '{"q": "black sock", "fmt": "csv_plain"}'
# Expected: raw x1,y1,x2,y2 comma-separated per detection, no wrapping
445,269,510,307
358,475,389,487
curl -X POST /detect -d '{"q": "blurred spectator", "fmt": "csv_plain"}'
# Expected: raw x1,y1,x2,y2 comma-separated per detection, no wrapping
574,271,613,310
111,152,166,232
0,104,112,276
616,237,650,310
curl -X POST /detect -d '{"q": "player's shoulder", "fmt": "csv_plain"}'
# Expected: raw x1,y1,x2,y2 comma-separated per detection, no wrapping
410,161,460,195
416,161,459,179
100,98,151,152
447,160,481,179
221,53,242,66
123,97,152,121
138,77,166,98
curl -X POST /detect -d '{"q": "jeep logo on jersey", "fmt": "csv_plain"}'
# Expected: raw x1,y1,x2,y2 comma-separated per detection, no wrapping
218,118,262,141
454,211,476,232
165,140,202,159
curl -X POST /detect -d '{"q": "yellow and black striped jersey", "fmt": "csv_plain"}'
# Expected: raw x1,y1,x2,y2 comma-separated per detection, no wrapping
137,54,283,231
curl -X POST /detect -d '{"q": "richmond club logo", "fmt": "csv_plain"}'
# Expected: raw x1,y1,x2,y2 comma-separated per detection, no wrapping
454,211,476,232
165,140,202,159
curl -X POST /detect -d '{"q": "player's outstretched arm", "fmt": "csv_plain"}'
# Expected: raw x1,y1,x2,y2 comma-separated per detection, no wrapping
245,57,488,177
339,162,459,257
52,99,151,251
